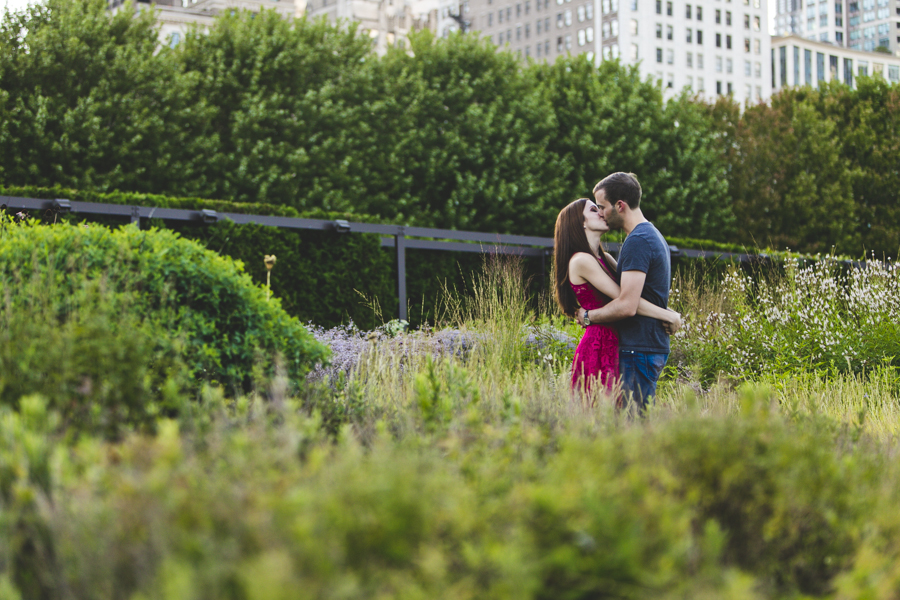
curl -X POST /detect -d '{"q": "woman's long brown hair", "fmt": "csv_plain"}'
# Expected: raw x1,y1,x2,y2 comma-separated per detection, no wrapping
553,198,605,317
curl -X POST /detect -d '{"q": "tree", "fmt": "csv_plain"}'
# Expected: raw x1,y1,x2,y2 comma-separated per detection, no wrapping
532,57,735,241
728,87,857,254
0,0,199,194
368,31,569,234
171,9,390,208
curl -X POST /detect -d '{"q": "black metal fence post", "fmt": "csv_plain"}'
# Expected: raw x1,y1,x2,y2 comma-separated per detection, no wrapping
396,227,407,322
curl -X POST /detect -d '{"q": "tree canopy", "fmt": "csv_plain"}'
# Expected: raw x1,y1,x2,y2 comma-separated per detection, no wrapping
1,0,898,253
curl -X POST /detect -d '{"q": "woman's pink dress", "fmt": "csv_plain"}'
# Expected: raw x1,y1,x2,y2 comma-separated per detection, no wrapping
570,255,620,394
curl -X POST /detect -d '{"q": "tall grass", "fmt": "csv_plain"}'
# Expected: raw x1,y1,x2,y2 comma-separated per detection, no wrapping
4,251,900,598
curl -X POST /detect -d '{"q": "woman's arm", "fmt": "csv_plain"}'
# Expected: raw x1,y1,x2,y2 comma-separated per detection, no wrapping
570,252,681,327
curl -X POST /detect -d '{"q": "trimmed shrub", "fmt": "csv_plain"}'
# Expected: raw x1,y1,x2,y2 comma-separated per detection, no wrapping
0,219,329,423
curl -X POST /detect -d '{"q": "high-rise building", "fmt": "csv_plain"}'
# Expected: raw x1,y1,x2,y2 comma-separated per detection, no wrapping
774,0,900,56
772,33,900,86
108,0,300,47
305,0,439,54
468,0,771,101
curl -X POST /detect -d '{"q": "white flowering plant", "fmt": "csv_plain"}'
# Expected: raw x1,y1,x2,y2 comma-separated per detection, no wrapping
670,257,900,385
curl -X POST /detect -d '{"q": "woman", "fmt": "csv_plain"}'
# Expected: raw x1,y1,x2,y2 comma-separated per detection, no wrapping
554,198,681,395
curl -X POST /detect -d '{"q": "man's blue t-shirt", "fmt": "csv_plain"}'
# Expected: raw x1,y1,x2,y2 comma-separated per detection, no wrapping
616,222,671,353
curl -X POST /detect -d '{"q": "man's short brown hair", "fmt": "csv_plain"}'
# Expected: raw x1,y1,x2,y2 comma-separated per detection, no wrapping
593,172,642,210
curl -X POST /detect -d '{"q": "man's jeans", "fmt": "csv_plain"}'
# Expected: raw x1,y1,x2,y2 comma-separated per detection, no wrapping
619,351,669,413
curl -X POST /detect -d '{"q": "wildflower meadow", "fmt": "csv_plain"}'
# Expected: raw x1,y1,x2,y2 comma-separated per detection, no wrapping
2,217,900,599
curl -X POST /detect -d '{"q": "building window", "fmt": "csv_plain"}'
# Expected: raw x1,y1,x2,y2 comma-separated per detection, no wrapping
526,23,531,36
657,47,664,62
687,51,693,66
744,37,750,51
744,13,750,28
499,9,503,22
753,38,760,53
687,27,693,42
716,80,722,94
754,15,760,30
805,48,812,84
517,3,522,16
715,8,721,23
744,59,751,75
630,19,638,34
697,53,703,68
557,36,564,51
557,12,563,26
612,19,619,35
565,33,572,48
726,57,733,72
687,75,693,88
667,73,674,87
667,24,673,39
666,1,672,15
586,25,593,40
667,48,674,63
726,10,732,25
716,55,723,71
698,76,704,90
716,32,721,47
726,34,732,49
631,43,639,59
656,22,663,37
686,3,692,18
488,12,493,25
517,25,522,40
697,29,703,44
586,3,593,18
656,0,662,13
565,9,572,24
536,18,540,32
578,4,585,20
526,0,531,12
754,61,761,77
696,5,702,20
578,28,586,44
727,82,733,94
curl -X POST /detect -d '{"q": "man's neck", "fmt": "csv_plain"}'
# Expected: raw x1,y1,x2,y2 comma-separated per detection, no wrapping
622,208,648,236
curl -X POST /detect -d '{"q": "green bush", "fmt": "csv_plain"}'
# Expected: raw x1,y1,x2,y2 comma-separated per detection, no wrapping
0,219,329,409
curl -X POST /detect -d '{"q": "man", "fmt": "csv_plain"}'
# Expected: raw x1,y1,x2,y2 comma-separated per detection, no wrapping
576,172,677,412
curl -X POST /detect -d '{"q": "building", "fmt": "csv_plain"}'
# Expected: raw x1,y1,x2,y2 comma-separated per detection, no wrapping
466,0,771,101
304,0,439,54
108,0,301,47
774,0,900,56
772,33,900,87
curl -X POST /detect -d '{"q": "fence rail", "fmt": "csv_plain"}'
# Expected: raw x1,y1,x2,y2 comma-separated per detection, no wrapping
2,195,762,320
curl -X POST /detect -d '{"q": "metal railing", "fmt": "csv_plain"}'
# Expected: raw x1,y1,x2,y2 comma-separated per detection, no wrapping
1,196,760,320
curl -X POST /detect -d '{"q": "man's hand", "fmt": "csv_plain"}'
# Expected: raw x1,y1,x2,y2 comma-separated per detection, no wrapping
662,311,682,335
576,307,588,329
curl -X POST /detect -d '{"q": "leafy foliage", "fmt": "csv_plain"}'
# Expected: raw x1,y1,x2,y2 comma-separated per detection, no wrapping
0,219,329,411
